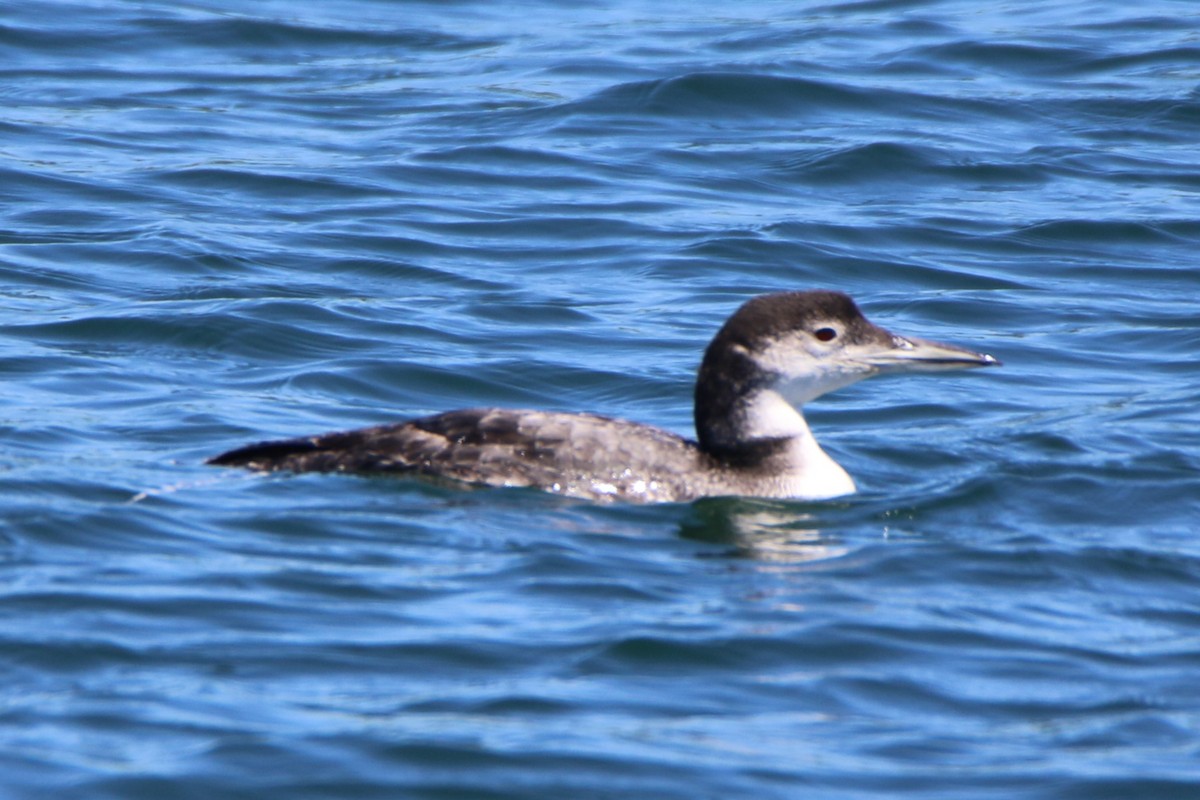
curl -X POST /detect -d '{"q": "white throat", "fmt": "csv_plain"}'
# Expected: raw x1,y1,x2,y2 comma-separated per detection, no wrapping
740,389,856,499
740,389,811,439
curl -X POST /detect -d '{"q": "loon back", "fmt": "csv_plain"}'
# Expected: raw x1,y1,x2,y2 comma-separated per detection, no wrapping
209,407,712,503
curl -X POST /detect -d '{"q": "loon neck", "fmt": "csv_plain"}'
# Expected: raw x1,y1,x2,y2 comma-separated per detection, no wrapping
693,333,763,452
693,340,854,496
706,391,856,498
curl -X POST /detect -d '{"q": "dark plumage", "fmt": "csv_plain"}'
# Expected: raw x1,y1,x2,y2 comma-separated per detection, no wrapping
210,408,721,503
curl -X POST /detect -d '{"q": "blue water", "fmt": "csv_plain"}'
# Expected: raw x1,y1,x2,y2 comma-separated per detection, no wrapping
3,1,1200,797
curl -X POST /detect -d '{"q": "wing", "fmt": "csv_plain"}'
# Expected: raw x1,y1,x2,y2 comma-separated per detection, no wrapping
208,408,707,501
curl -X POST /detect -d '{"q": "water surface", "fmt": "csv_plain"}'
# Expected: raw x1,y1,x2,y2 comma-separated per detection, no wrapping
2,1,1200,797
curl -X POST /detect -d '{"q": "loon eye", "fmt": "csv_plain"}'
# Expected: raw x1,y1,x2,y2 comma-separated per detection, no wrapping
814,327,838,342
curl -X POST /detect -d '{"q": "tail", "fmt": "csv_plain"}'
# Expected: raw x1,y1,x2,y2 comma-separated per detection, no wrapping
207,437,323,471
207,424,414,473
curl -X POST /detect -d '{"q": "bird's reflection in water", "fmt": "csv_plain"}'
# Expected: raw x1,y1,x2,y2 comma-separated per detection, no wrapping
678,497,850,562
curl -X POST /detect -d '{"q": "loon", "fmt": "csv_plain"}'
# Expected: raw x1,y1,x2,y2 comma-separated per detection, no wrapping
209,290,999,503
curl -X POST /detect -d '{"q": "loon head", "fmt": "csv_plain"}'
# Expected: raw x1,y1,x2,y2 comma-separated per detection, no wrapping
694,290,999,452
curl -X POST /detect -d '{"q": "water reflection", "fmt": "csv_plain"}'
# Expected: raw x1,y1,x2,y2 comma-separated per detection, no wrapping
678,497,851,562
